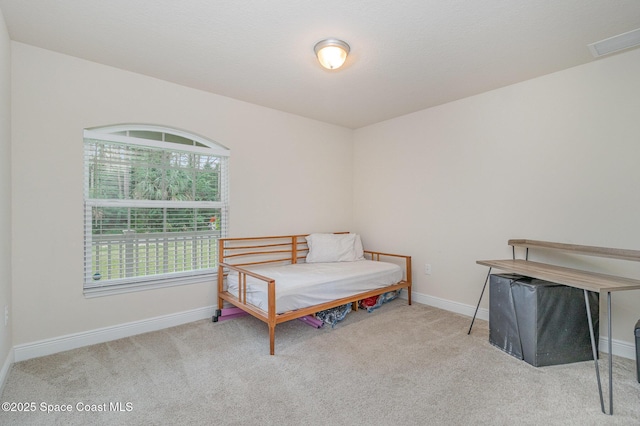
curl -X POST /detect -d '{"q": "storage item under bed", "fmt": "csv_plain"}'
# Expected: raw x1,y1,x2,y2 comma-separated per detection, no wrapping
226,260,403,314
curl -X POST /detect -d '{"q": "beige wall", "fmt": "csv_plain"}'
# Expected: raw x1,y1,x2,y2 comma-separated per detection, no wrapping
8,36,640,353
10,42,353,345
353,48,640,344
0,9,12,371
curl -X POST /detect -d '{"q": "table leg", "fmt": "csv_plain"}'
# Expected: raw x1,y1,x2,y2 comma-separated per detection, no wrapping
607,291,613,415
584,289,606,414
468,268,492,335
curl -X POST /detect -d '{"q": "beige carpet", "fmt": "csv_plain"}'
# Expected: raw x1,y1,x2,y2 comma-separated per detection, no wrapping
1,300,639,425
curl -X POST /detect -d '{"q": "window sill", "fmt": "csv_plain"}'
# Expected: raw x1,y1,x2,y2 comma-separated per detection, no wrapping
83,273,217,298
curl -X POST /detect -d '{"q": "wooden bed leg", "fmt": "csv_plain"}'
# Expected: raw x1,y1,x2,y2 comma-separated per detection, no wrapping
408,286,412,305
269,325,275,356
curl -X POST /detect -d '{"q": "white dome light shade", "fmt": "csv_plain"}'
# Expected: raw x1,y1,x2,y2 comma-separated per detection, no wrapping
314,39,350,70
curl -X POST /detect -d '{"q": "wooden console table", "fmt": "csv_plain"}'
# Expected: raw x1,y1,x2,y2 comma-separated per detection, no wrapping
468,239,640,415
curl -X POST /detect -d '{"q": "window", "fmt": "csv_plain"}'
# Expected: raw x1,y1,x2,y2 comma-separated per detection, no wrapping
83,125,230,296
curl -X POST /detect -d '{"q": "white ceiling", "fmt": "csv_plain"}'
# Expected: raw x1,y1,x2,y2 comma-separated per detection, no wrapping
1,0,639,129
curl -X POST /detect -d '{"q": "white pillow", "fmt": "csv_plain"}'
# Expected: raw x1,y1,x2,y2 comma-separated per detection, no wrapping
305,233,358,263
353,234,365,260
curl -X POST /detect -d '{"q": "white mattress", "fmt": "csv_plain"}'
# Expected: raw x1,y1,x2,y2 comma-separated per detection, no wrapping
225,260,403,314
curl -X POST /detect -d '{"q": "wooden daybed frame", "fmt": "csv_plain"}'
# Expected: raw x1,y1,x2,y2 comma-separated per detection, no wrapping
216,233,412,355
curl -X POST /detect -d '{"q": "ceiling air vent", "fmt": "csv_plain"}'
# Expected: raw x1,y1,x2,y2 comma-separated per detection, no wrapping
588,28,640,57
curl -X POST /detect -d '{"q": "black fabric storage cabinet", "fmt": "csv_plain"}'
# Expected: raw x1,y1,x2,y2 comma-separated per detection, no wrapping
635,319,640,383
489,273,599,367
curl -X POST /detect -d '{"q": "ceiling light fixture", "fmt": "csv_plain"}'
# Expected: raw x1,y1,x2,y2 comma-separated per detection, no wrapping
314,39,350,70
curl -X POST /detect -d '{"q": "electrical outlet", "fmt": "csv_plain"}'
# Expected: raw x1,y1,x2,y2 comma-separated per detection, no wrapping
425,263,432,275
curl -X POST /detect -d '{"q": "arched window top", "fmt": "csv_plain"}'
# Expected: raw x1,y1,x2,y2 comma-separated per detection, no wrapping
85,124,230,156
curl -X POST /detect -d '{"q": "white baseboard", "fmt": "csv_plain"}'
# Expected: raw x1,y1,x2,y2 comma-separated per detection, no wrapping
13,305,216,362
404,290,489,322
599,336,636,360
403,290,636,360
0,348,15,396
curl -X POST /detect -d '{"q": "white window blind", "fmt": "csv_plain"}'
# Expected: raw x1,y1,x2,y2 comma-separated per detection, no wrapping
83,125,229,296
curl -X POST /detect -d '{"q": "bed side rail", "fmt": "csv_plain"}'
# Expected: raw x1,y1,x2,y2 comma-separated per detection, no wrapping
364,250,412,285
218,262,276,319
